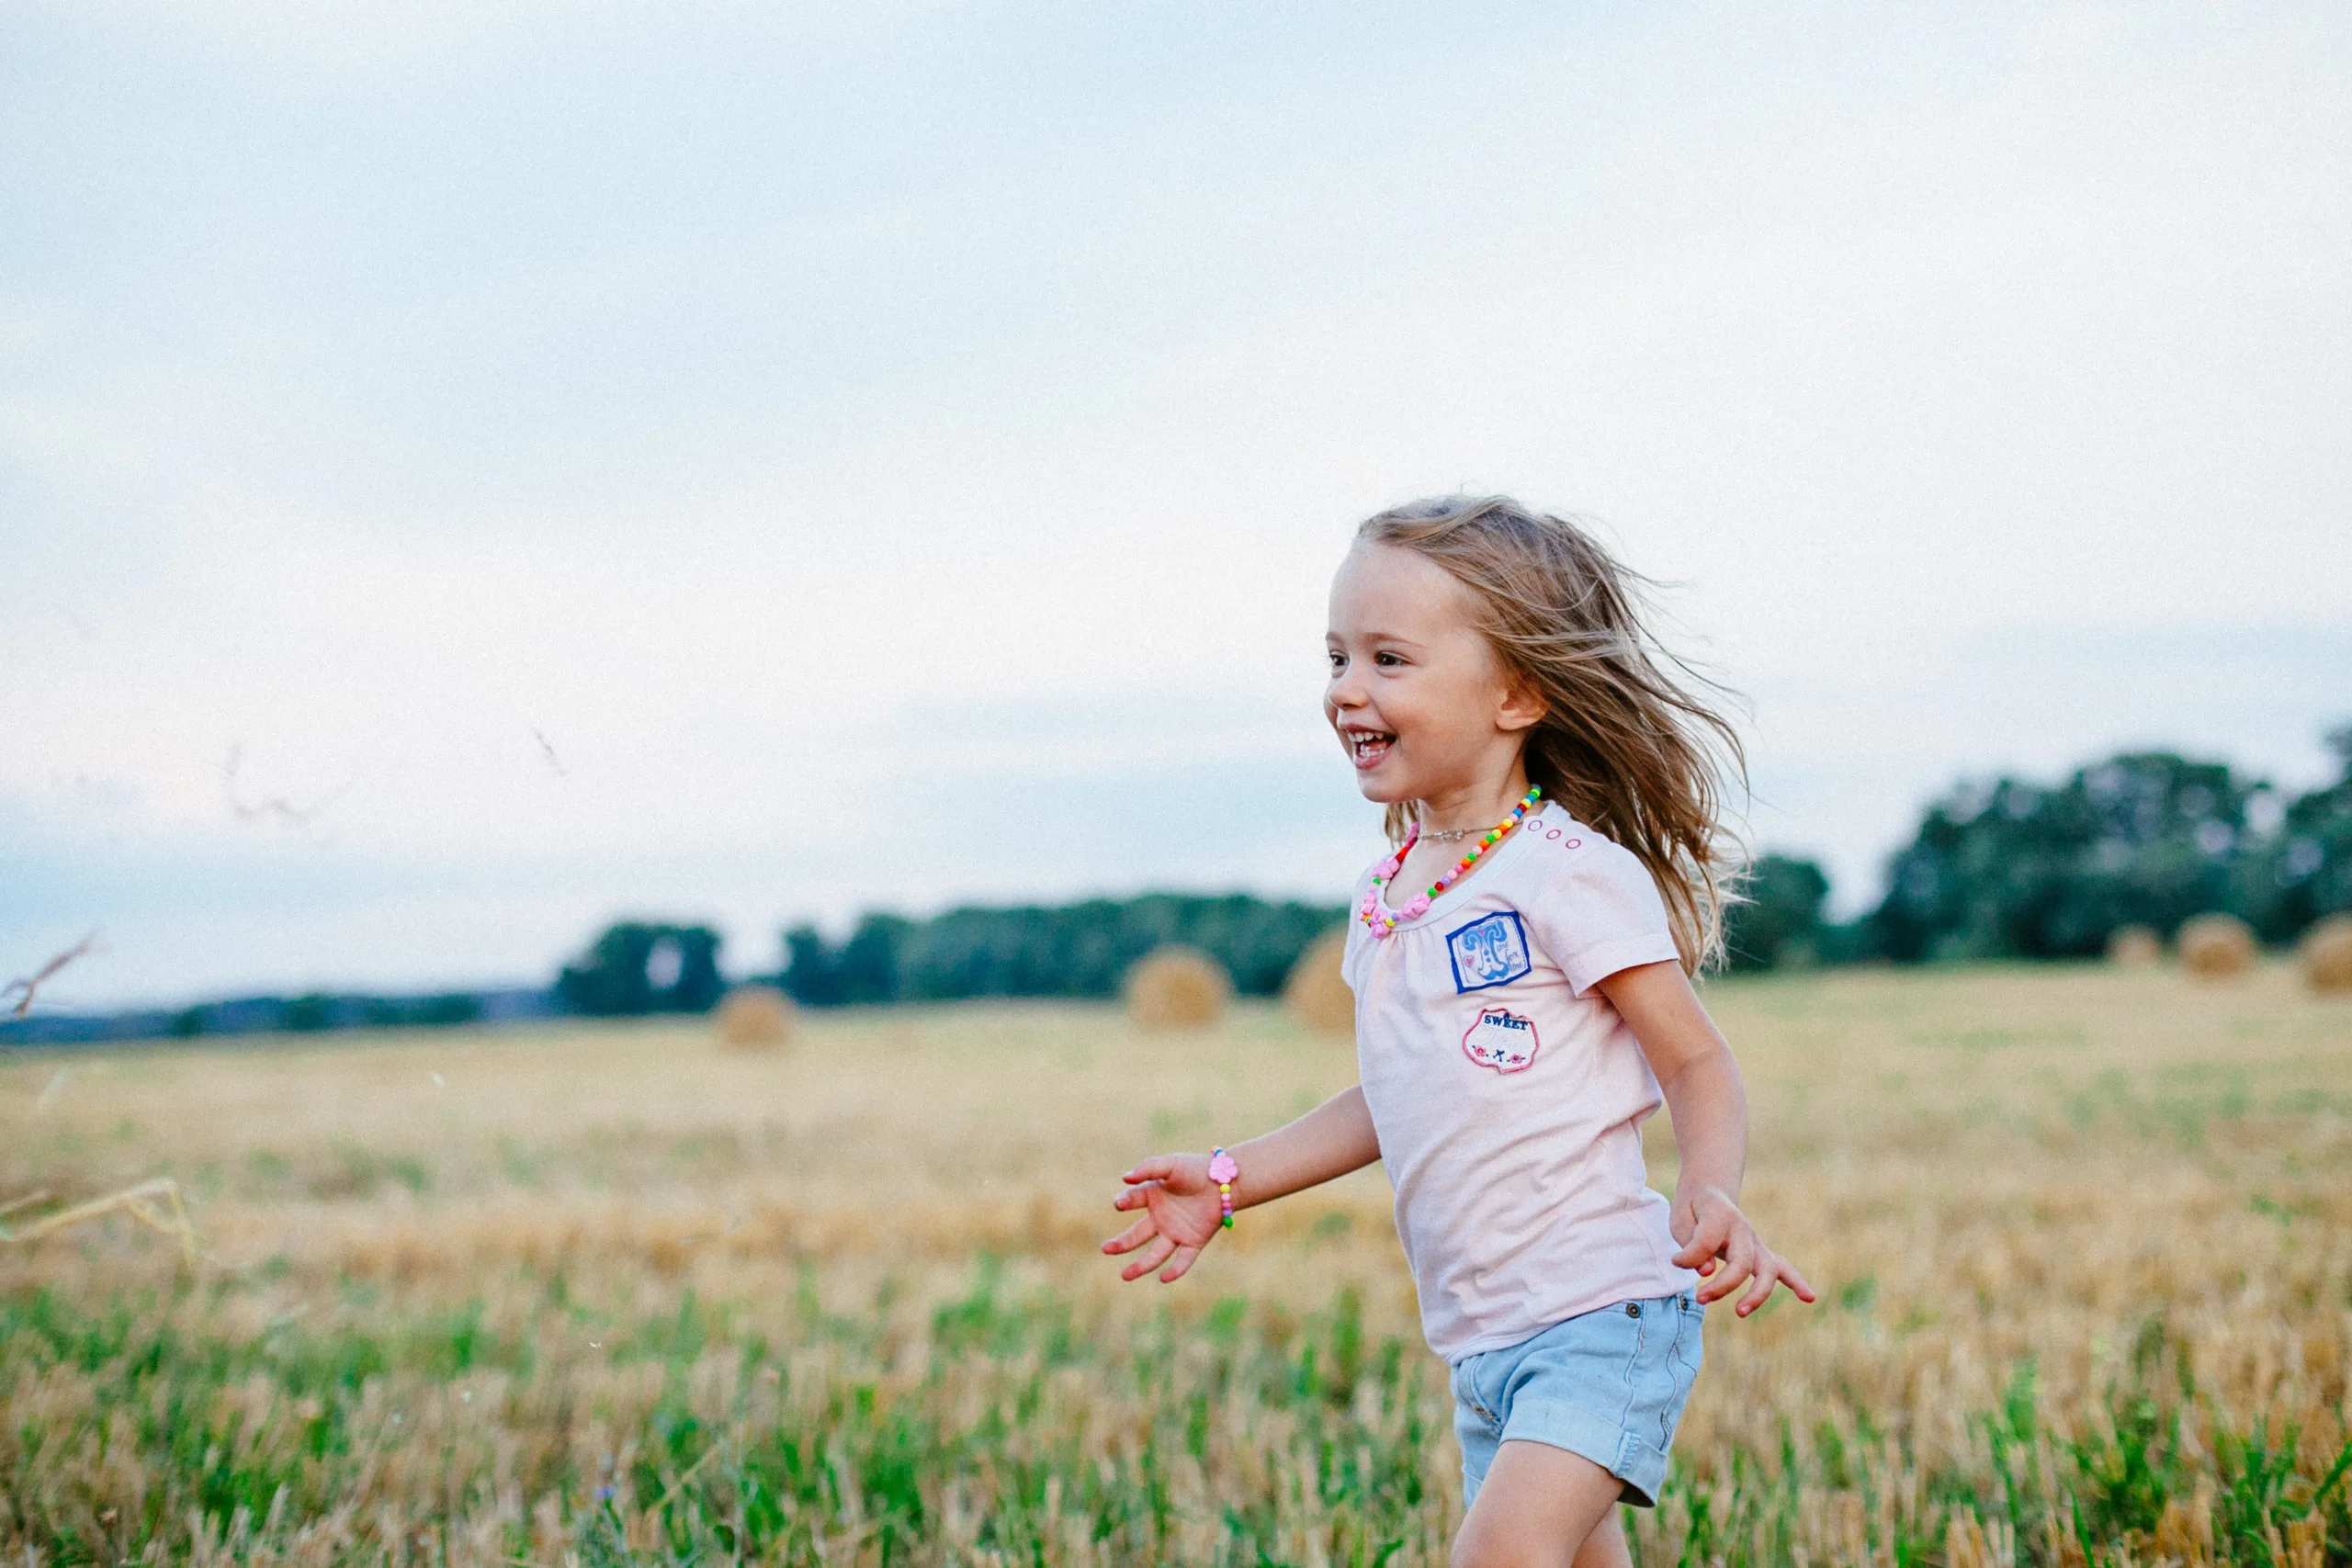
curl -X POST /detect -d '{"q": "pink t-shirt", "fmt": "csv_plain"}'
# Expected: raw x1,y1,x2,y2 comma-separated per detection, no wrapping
1341,801,1699,1362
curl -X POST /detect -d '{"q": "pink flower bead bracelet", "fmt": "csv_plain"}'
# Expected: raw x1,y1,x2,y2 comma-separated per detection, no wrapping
1208,1147,1238,1229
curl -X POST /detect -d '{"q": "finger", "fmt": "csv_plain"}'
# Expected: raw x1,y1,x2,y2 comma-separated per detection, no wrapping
1669,1212,1734,1271
1119,1234,1177,1282
1124,1156,1179,1185
1112,1180,1162,1213
1705,1236,1758,1300
1765,1256,1816,1305
1697,1238,1758,1305
1736,1262,1780,1317
1672,1228,1728,1273
1672,1235,1724,1272
1158,1244,1202,1284
1101,1214,1159,1257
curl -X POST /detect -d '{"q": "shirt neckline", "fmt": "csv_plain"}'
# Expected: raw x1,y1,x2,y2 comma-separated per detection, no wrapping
1368,801,1563,932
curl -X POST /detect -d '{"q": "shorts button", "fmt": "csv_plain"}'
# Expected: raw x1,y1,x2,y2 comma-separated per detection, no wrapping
1625,1303,1640,1317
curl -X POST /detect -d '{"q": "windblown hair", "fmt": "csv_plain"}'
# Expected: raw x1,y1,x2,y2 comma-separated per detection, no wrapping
1358,495,1745,973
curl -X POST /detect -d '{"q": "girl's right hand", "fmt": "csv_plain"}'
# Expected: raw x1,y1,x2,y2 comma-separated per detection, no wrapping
1102,1153,1227,1283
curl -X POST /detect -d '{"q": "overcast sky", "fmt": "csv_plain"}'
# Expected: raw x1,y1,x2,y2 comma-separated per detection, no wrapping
5,0,2349,1010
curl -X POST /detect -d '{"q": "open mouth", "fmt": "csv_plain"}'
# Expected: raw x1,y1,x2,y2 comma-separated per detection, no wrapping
1342,728,1396,770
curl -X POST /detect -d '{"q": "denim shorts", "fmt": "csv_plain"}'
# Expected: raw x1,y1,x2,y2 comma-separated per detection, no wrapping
1450,1291,1704,1509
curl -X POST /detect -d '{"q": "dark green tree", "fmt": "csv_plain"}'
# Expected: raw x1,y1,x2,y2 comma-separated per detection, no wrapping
557,922,724,1015
834,914,911,1005
409,993,482,1028
2247,725,2352,939
1723,855,1830,972
778,924,842,1006
1870,752,2260,962
778,894,1347,1006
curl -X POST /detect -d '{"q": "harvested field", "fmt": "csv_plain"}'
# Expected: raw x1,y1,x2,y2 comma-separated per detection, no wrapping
4,964,2349,1566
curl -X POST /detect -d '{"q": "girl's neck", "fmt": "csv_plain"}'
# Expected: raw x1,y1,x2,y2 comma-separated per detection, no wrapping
1415,765,1535,837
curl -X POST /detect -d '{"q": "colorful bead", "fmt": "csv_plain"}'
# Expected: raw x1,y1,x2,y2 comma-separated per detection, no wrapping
1209,1146,1238,1229
1359,785,1542,938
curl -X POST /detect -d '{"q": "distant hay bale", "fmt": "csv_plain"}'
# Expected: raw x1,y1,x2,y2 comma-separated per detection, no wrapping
2105,925,2164,968
713,985,795,1049
1125,947,1230,1031
2176,914,2256,980
1283,931,1354,1036
2302,915,2352,995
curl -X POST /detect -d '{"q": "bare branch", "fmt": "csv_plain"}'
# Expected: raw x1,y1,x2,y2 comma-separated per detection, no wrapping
5,931,102,1018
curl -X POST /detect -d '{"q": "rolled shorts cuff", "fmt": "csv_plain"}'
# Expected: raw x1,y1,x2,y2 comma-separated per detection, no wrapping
1496,1400,1672,1509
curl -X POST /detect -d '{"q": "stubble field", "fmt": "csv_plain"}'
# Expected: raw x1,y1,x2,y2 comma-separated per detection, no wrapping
3,963,2349,1567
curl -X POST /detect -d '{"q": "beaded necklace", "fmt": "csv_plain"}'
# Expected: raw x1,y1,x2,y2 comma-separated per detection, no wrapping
1359,784,1543,937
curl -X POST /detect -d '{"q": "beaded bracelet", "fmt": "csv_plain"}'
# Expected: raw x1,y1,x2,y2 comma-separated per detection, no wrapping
1208,1147,1238,1229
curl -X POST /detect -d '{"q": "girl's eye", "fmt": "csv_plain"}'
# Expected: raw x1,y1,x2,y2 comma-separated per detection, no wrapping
1328,650,1346,671
1374,651,1402,668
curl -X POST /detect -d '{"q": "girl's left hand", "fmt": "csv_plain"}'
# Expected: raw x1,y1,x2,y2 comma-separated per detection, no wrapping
1670,1186,1816,1316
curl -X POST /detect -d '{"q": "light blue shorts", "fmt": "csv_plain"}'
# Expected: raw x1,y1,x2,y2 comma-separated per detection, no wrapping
1450,1291,1704,1509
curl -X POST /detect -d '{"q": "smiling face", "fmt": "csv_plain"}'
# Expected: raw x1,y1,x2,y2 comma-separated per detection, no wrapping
1324,542,1545,818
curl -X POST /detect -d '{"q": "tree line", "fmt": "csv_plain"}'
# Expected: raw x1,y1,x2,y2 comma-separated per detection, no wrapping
1729,728,2352,970
772,895,1348,1008
567,728,2352,1008
7,728,2346,1042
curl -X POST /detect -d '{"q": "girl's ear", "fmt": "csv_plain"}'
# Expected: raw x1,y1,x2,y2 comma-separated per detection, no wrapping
1496,668,1547,734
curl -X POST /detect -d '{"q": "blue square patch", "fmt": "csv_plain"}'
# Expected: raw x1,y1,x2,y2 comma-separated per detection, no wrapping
1445,910,1532,993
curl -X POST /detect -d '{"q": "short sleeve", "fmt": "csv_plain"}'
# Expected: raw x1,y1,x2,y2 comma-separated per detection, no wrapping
1519,831,1681,997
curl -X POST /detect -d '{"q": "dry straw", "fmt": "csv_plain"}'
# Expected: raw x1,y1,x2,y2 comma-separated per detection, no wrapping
4,969,2348,1567
2177,913,2256,979
1124,946,1230,1030
0,1178,198,1269
713,985,796,1050
2303,914,2352,995
2104,924,2163,968
1283,930,1354,1036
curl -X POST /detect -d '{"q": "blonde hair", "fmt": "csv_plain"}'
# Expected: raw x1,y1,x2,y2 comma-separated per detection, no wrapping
1358,495,1745,973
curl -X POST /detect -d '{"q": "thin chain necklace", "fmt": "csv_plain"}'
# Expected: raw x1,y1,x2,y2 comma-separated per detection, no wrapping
1361,784,1542,938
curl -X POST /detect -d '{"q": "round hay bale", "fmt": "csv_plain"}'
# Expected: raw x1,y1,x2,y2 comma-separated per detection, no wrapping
2176,913,2256,980
2301,914,2352,995
1125,946,1230,1031
1283,930,1354,1036
2105,925,2164,968
713,985,795,1049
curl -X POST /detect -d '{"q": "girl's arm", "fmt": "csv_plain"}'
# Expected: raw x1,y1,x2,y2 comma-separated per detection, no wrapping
1598,960,1816,1317
1102,1086,1380,1283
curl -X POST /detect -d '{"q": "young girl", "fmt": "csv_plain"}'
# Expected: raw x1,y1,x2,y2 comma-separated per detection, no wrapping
1102,496,1814,1568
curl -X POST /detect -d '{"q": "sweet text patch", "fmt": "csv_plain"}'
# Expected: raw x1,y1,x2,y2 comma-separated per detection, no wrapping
1461,1006,1542,1073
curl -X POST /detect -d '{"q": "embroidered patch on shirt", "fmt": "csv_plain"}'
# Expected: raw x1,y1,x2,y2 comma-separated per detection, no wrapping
1461,1006,1541,1073
1445,910,1532,992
